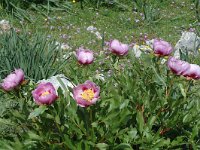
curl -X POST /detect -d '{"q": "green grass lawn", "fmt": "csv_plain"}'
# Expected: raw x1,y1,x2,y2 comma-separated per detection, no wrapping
1,0,199,50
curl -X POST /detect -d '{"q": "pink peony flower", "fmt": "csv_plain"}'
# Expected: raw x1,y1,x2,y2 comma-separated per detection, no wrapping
1,69,24,91
182,64,200,80
153,39,173,56
76,48,94,65
73,80,100,107
32,82,58,105
109,39,129,56
167,57,190,75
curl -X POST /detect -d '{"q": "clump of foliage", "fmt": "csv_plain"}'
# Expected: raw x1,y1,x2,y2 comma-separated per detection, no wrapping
0,0,71,21
0,29,67,81
0,29,200,149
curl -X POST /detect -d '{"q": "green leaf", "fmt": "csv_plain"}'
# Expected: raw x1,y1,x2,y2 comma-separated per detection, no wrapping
148,115,156,129
128,128,138,139
183,114,191,123
55,115,61,124
151,138,170,149
64,135,76,149
28,105,48,119
28,131,43,141
151,65,166,87
114,143,132,150
0,118,16,126
96,143,109,150
179,83,186,98
136,111,144,134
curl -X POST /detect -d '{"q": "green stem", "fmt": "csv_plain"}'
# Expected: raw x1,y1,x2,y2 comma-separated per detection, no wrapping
89,108,95,141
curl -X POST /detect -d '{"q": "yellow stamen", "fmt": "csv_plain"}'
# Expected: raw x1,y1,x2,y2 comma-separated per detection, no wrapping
41,91,50,96
81,89,95,101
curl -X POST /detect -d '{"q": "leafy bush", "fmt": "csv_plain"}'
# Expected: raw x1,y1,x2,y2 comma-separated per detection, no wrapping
0,42,200,149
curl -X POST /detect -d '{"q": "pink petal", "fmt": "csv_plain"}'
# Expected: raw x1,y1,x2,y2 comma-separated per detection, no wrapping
32,82,58,105
109,39,129,56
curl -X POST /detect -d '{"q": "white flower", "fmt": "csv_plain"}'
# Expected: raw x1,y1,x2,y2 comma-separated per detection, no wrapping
95,73,105,81
63,52,72,59
95,31,102,39
145,39,155,48
87,26,97,32
139,45,153,53
161,58,167,64
61,43,70,50
0,20,10,32
87,26,102,40
55,42,71,50
133,44,142,58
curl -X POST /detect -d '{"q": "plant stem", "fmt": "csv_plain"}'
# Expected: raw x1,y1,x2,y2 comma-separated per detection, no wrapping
89,108,95,141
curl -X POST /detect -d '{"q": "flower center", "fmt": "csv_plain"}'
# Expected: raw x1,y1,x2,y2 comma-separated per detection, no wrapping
41,91,50,96
81,89,95,101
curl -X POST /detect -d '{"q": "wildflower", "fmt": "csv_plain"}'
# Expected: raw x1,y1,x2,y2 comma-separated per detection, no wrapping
132,44,142,58
32,82,58,105
167,57,190,75
76,48,94,65
1,69,24,91
61,43,70,50
87,26,97,32
182,64,200,80
0,20,10,32
95,31,102,39
109,39,129,56
73,81,100,107
153,39,173,56
168,57,200,80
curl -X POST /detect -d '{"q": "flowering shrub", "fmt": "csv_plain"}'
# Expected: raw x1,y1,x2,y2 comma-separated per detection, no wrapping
0,32,200,149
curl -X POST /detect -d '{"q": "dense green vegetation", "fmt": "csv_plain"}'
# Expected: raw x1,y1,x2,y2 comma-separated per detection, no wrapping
0,0,200,149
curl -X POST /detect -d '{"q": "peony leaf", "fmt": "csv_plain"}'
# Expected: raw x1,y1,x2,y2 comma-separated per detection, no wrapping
136,111,144,134
28,105,48,119
114,143,132,150
178,83,186,98
96,143,109,150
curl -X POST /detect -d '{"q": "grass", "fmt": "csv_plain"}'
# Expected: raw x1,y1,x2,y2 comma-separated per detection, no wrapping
0,0,199,51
